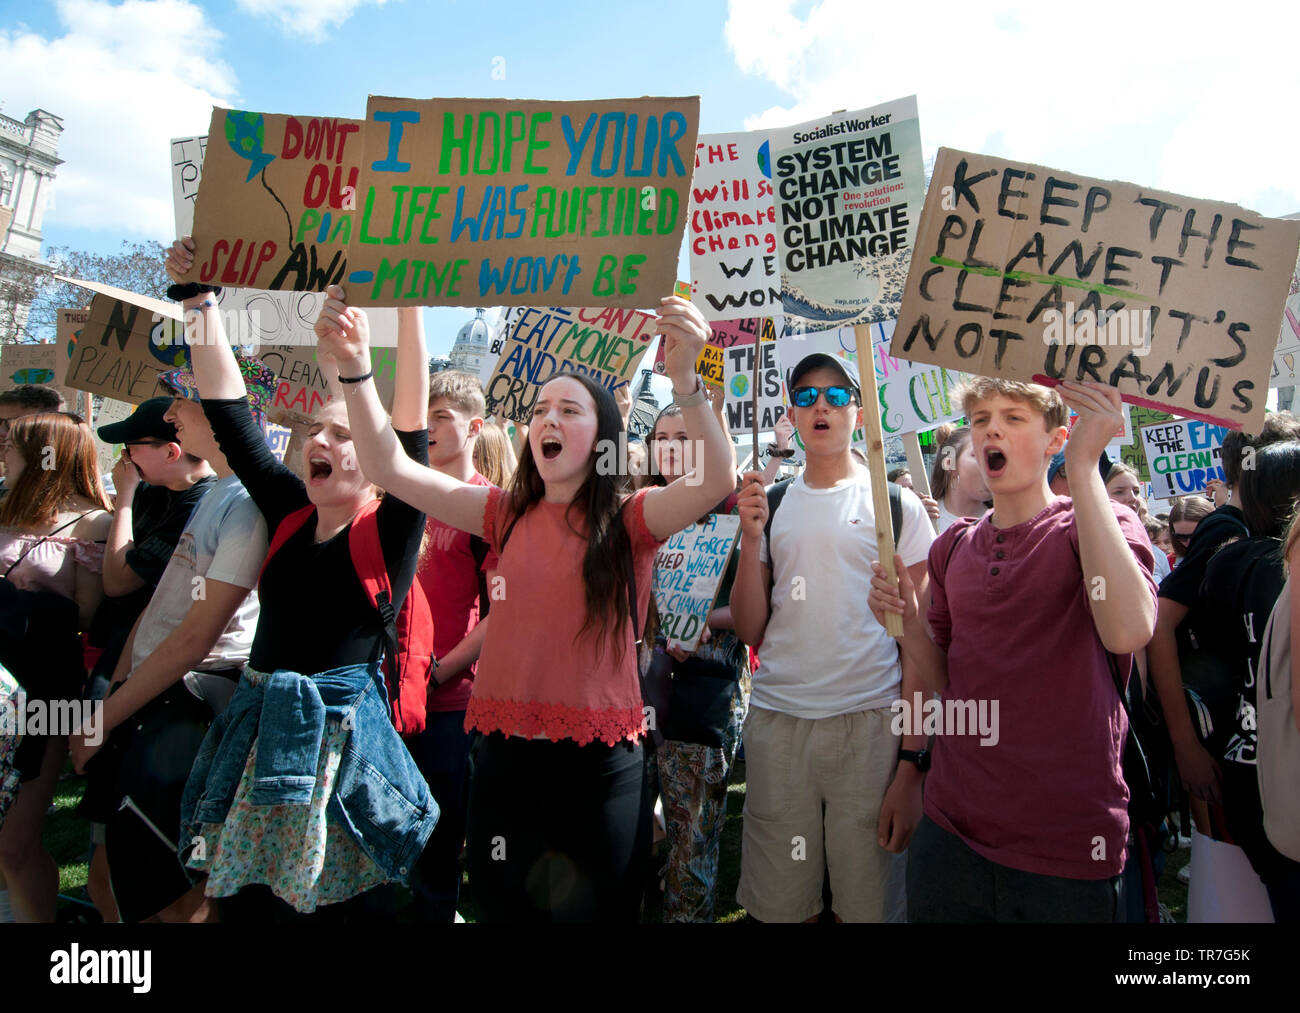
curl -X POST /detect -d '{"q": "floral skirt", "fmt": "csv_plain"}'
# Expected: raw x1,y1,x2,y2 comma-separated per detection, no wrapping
0,665,22,831
187,719,389,913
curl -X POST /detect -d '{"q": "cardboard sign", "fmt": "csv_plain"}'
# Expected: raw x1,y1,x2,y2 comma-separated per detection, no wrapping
344,96,700,307
256,342,397,426
92,398,135,478
483,305,657,424
652,315,775,388
1139,418,1227,498
62,292,184,404
769,97,924,335
892,148,1300,432
688,130,780,319
1120,405,1178,482
1,340,88,415
190,109,364,293
652,513,741,652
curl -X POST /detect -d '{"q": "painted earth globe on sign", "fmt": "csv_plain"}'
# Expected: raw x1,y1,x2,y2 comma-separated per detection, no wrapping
729,374,748,398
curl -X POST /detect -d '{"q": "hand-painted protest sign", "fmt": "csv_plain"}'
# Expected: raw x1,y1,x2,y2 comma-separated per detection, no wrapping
265,423,292,463
652,314,774,388
689,131,779,319
173,130,400,347
769,97,924,335
256,342,397,426
62,288,184,404
190,109,363,294
171,135,208,236
1271,245,1300,388
92,398,135,478
1140,418,1227,498
892,148,1300,432
344,96,699,307
652,513,741,652
483,305,657,424
1120,405,1177,482
719,318,783,435
2,339,88,415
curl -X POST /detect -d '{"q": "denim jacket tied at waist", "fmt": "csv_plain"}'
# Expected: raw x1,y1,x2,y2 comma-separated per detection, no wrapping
179,661,438,883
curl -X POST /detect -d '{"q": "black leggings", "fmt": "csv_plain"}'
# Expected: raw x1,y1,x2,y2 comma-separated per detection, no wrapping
465,733,650,923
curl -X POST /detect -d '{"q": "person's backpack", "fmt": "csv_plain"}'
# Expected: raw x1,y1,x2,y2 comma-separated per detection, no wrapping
1257,574,1300,862
260,499,436,737
763,477,904,571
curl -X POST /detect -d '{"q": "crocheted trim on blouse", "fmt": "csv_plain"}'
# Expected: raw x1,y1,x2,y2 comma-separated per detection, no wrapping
467,694,646,747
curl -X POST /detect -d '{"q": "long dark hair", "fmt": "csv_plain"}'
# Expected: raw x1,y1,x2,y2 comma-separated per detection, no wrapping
1238,441,1300,539
499,372,636,660
929,426,971,502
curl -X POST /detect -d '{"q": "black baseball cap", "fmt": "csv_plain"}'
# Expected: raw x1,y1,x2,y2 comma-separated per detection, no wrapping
97,397,179,445
787,353,860,402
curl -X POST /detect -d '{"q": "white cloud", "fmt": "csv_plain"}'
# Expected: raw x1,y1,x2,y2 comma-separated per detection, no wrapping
0,0,238,239
725,0,1300,216
235,0,390,41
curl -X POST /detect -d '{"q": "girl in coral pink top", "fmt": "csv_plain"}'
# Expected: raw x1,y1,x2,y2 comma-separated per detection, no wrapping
319,288,735,921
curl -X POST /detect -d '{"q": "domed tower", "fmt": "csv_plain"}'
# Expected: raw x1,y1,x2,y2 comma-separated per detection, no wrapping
449,307,492,378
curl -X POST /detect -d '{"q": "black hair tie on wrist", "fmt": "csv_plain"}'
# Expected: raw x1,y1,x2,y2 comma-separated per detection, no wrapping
338,370,374,385
167,282,223,302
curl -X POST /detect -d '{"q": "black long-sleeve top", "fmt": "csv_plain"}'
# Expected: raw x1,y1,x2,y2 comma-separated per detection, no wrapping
201,398,427,675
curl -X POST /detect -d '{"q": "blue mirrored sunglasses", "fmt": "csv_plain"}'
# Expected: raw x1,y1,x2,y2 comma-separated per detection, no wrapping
791,385,854,408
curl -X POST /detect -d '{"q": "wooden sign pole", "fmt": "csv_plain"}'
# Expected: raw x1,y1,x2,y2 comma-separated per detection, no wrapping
853,324,904,639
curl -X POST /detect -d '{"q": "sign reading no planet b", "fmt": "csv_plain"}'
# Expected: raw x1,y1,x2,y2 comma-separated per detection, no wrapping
769,96,924,335
892,148,1300,432
1139,418,1227,498
653,513,741,653
343,96,700,307
484,305,658,424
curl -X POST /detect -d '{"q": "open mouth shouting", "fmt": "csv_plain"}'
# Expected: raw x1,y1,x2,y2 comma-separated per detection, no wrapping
540,434,563,461
811,418,831,433
308,454,334,485
983,445,1008,479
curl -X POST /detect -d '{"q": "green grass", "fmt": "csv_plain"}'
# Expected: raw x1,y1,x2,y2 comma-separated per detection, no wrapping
49,755,1191,923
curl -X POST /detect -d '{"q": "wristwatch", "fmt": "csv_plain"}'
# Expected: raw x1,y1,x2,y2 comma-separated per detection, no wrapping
898,748,930,772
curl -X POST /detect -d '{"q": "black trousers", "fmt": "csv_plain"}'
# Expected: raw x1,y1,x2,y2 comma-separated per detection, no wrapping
465,733,650,923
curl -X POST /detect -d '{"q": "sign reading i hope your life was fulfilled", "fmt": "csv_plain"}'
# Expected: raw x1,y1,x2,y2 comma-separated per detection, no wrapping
345,97,700,308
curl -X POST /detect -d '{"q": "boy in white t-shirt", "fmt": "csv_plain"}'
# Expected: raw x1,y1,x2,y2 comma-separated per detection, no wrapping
731,353,935,922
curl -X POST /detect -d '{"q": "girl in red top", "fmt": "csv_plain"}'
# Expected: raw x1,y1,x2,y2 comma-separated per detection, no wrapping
317,286,735,921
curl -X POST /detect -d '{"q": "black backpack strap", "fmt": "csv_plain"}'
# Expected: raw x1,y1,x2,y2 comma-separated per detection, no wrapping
763,478,793,570
470,534,492,618
888,480,903,544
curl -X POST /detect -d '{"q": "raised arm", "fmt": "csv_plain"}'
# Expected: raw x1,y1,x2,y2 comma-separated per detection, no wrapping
315,285,489,537
391,306,429,432
1059,382,1157,655
165,237,247,400
641,297,736,541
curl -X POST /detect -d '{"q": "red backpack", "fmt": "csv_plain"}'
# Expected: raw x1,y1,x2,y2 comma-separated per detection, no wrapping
259,499,436,736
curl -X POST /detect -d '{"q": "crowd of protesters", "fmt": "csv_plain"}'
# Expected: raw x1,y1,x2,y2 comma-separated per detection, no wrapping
0,237,1296,924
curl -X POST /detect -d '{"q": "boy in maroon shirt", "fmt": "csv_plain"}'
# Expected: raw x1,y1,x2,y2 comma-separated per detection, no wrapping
870,379,1157,921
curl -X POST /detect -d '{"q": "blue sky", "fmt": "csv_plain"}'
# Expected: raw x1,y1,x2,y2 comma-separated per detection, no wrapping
2,0,1297,367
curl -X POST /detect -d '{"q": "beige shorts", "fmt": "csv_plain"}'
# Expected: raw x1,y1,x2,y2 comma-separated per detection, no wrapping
737,705,904,922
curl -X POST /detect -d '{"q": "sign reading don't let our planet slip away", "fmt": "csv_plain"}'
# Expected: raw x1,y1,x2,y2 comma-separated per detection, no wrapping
189,97,699,309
